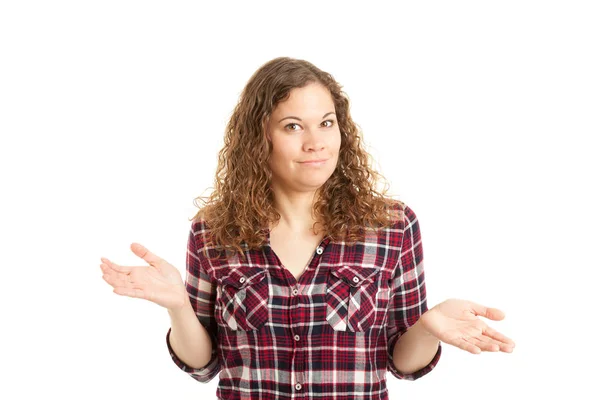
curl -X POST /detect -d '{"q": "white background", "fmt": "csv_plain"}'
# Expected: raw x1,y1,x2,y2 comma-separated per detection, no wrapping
1,1,598,398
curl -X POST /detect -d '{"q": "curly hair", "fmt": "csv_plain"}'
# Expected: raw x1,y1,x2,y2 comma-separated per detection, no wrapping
191,57,405,261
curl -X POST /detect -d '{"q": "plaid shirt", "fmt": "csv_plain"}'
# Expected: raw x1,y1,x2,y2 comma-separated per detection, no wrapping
166,202,441,399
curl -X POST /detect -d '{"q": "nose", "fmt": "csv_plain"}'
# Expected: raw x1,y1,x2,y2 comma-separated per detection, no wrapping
302,128,325,152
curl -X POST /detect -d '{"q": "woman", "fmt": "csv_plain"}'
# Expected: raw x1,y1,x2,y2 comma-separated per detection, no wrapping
99,57,515,399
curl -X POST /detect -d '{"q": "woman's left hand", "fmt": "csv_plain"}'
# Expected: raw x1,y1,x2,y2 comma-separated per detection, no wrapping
419,298,516,354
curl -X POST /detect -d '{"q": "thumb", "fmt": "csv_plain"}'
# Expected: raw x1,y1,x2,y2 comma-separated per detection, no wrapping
468,301,506,321
130,242,165,267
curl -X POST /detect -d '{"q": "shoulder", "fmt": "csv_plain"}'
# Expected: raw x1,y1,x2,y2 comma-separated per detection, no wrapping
189,213,213,251
387,199,407,224
385,199,421,233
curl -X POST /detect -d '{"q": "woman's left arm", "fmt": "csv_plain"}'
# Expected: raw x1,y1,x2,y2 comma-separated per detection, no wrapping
392,317,441,374
392,298,516,374
415,299,516,355
389,206,515,376
385,204,442,380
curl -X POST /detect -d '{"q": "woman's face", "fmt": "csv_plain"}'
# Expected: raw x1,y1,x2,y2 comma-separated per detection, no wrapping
265,82,341,194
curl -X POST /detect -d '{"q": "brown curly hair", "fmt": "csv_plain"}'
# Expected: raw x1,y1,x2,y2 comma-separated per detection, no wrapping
191,57,405,261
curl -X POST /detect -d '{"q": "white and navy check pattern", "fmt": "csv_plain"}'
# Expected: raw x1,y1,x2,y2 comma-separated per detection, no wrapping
166,201,441,399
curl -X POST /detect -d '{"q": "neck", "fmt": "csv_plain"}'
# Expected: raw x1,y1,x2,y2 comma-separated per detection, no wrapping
270,187,322,235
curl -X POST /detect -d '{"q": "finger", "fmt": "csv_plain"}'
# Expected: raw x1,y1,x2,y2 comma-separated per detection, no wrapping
483,325,516,348
498,342,515,353
99,263,112,277
101,271,122,288
464,336,496,354
477,332,513,351
457,337,481,354
102,270,135,289
113,286,147,300
101,257,133,274
472,336,500,352
129,243,164,267
467,301,506,321
100,263,122,279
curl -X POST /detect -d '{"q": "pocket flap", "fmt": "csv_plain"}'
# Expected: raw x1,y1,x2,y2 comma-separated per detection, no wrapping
218,266,267,289
330,265,381,287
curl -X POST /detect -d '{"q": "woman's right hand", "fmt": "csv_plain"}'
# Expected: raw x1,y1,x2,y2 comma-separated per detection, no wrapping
100,242,188,311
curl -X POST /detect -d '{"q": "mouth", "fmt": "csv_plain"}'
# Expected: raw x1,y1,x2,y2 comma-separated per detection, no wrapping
299,158,328,165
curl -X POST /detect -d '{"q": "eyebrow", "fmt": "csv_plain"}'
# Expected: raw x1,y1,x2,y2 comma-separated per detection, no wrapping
278,112,336,123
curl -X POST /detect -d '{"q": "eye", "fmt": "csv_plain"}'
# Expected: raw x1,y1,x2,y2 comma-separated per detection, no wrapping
284,120,335,132
284,123,301,131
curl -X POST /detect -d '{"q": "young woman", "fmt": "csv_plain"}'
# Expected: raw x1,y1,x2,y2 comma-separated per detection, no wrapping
100,57,515,399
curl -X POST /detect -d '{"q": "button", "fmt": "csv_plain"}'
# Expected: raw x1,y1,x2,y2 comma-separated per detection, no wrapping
295,383,302,390
352,276,359,283
239,277,246,283
316,247,323,254
292,288,299,296
294,334,300,341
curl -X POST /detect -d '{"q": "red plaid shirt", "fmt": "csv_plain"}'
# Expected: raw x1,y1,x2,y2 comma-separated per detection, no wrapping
166,202,441,399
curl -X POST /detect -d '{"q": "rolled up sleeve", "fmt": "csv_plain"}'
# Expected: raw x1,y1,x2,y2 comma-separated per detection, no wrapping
386,204,441,380
166,223,221,382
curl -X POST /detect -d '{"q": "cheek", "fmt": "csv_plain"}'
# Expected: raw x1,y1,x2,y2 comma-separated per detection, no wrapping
272,137,298,160
269,148,292,169
331,132,342,152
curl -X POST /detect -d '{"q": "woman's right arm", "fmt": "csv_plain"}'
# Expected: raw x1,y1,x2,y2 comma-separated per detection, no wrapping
165,224,222,381
100,219,221,381
167,298,213,369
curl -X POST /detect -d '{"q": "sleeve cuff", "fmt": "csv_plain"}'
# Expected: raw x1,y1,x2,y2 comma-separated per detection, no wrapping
387,331,442,381
166,327,221,383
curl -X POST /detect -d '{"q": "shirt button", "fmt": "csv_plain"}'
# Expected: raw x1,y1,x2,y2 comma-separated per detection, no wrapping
295,383,302,390
292,288,299,296
352,276,359,283
316,247,323,255
294,334,300,341
239,277,246,283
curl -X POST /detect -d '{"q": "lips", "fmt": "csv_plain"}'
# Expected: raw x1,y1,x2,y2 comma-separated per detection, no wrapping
299,159,328,163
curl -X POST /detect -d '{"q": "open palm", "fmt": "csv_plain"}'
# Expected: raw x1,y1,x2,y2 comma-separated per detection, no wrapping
99,242,188,310
420,298,516,354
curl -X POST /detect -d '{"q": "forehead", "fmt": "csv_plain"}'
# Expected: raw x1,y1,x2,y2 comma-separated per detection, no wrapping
272,83,334,115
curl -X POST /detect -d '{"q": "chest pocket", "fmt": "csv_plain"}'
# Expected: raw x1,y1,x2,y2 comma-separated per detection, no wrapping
326,265,389,332
216,266,269,331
